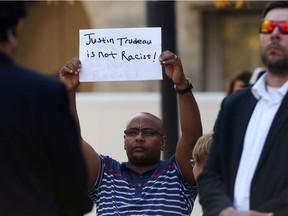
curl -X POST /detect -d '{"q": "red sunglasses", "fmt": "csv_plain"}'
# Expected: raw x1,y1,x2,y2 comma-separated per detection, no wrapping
260,20,288,34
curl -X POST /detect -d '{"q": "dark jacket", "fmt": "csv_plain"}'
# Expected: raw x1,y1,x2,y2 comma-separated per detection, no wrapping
0,52,92,215
198,86,288,216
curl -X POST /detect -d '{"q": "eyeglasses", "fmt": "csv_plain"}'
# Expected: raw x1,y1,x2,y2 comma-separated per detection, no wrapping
259,20,288,34
124,128,163,137
190,159,196,167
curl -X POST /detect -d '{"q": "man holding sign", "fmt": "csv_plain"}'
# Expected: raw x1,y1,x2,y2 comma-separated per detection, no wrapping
59,50,202,216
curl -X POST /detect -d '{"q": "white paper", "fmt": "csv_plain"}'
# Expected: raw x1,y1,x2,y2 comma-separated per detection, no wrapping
79,27,162,82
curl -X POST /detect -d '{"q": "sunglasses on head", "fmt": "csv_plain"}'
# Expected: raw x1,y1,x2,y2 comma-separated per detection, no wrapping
259,20,288,34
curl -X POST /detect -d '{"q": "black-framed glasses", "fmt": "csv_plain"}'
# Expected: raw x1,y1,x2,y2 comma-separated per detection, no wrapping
190,159,196,167
124,128,163,137
259,20,288,34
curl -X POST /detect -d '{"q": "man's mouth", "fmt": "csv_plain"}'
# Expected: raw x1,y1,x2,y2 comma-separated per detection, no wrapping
134,146,145,151
266,43,284,54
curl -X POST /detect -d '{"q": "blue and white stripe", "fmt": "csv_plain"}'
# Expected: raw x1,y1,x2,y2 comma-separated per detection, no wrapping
89,155,198,216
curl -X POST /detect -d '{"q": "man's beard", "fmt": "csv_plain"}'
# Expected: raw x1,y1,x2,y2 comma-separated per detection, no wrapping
261,46,288,75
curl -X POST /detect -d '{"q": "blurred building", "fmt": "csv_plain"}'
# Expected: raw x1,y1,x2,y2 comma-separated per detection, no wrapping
15,1,266,92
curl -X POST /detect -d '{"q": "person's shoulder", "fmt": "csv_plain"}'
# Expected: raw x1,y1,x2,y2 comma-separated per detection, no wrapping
157,156,176,169
100,155,123,168
16,65,65,92
26,67,62,86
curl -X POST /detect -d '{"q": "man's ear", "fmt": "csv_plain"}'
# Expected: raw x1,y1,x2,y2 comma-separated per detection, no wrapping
160,136,167,151
14,18,25,39
124,135,126,150
7,18,25,45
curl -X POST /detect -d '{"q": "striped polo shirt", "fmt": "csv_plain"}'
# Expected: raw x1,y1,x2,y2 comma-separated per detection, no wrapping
88,155,198,216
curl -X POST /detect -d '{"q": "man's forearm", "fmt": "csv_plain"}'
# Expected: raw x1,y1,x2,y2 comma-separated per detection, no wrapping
178,90,202,144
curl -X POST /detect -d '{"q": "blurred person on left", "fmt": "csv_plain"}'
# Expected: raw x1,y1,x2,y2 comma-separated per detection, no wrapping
0,2,92,215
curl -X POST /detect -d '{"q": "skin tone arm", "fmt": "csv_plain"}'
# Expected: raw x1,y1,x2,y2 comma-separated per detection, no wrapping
59,58,100,189
220,207,273,216
159,50,203,186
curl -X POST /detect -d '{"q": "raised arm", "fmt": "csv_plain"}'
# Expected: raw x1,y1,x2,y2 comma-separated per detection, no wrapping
59,57,100,189
159,50,203,186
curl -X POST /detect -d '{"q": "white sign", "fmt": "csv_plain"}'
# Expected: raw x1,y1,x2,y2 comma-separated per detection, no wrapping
79,27,162,82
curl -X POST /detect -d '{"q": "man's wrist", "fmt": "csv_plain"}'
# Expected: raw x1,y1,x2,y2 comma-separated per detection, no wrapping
219,207,237,216
174,78,193,94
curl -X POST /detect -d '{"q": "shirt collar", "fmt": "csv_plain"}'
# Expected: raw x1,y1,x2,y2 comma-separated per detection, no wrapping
123,161,159,175
252,72,288,102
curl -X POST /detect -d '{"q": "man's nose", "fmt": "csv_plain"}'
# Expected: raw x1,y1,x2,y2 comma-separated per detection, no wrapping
270,26,281,39
135,131,145,139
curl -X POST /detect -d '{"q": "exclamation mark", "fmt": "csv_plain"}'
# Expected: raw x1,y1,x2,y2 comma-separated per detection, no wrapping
153,52,156,62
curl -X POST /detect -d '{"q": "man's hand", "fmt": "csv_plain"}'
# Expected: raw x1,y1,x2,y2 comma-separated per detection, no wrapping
159,50,187,88
220,207,274,216
59,57,81,91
